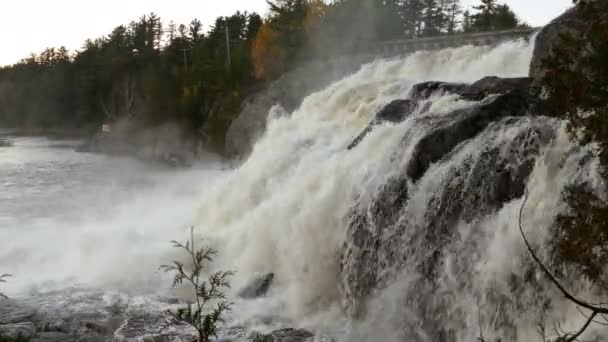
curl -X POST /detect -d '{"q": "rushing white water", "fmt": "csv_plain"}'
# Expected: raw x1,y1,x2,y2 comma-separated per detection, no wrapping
190,37,606,341
0,137,228,294
1,37,604,341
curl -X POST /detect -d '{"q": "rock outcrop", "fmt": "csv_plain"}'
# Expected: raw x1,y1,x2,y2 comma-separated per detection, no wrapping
238,273,275,299
77,120,195,168
339,75,563,341
529,2,582,80
348,99,414,149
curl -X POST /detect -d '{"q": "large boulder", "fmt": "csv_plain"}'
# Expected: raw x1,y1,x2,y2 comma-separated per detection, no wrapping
238,273,275,299
339,76,559,335
348,99,414,149
529,2,582,80
348,77,540,154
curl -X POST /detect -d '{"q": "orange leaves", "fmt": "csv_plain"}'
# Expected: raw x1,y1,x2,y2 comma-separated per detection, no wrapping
304,0,329,33
251,23,286,80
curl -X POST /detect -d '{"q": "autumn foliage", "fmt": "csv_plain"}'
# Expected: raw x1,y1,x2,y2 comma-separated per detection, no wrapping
252,23,285,80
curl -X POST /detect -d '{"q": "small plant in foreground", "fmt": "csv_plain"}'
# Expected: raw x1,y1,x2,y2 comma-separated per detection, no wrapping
160,227,234,342
0,274,11,299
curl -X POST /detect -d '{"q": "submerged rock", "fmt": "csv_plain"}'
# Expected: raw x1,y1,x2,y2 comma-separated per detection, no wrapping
252,328,314,342
348,100,414,149
238,273,275,299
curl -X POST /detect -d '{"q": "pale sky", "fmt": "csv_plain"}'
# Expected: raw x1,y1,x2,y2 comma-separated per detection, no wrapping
0,0,572,66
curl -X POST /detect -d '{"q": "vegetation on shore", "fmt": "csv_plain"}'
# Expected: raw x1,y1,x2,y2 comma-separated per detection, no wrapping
0,0,524,153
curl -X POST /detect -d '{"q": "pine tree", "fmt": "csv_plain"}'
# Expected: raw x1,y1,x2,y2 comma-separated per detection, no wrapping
471,0,497,31
421,0,441,36
402,0,425,38
189,19,203,44
444,0,462,34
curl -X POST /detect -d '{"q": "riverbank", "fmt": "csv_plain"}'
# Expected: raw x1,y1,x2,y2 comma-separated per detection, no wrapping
0,126,94,140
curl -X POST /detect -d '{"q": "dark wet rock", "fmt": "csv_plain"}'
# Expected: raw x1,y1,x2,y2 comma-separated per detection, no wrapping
252,328,314,342
340,74,562,327
340,177,409,316
461,77,534,100
340,115,559,325
238,273,275,299
406,86,541,182
529,2,584,80
82,320,112,335
350,77,540,151
409,81,468,103
31,332,76,342
0,322,36,339
40,319,70,333
348,100,415,149
373,100,414,124
76,336,107,342
0,299,36,324
410,77,534,103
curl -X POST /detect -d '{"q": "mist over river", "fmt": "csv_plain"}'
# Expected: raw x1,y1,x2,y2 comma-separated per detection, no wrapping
0,136,228,294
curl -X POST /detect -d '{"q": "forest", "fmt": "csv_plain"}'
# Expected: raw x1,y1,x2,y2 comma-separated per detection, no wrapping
0,0,526,152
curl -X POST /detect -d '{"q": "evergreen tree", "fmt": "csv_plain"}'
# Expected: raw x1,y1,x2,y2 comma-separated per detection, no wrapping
402,0,425,38
471,0,498,31
444,0,462,34
421,0,441,36
469,0,525,32
189,19,203,44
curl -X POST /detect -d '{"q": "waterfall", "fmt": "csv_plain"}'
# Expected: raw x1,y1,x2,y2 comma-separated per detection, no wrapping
195,37,602,341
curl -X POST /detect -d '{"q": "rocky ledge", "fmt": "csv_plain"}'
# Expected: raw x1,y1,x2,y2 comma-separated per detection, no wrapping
0,279,313,342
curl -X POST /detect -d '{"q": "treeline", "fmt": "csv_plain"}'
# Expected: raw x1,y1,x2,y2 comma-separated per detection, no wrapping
0,0,526,152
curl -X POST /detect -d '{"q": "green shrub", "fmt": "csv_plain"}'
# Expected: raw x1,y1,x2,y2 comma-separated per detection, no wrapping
160,227,234,342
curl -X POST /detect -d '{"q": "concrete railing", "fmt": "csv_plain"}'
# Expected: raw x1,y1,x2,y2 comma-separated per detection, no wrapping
369,28,540,58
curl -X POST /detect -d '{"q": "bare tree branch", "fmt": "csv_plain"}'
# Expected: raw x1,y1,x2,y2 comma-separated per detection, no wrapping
518,188,608,341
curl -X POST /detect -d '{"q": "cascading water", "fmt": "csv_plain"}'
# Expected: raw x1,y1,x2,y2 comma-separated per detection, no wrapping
195,37,603,341
1,36,603,342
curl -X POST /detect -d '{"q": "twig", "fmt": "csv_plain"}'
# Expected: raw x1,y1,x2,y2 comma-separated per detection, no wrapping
518,188,608,341
518,189,608,314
